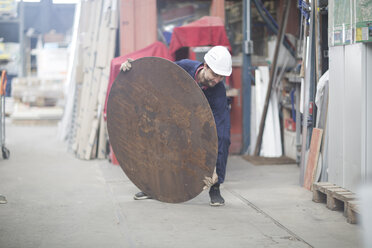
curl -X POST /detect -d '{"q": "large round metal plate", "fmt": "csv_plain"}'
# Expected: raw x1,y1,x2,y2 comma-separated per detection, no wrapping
107,57,217,203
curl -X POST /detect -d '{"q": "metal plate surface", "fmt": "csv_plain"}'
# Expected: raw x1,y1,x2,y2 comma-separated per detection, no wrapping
107,57,217,203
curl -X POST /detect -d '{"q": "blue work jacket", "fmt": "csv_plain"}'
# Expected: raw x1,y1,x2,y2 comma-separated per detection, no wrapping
175,59,230,184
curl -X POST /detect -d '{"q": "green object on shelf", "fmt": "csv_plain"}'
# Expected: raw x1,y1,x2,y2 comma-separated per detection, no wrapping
329,0,372,46
356,0,372,43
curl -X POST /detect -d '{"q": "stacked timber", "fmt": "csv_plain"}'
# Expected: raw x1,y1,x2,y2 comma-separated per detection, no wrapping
59,0,118,160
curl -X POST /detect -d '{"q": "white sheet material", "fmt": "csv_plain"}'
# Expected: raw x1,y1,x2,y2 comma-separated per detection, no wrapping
58,1,81,141
255,66,283,157
315,70,329,127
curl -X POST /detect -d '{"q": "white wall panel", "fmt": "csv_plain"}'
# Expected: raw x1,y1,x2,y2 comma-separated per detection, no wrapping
344,44,363,191
328,46,345,187
365,44,372,181
329,43,372,191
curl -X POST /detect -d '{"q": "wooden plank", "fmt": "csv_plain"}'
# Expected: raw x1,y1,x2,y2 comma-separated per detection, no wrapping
96,0,112,68
67,0,119,160
110,0,119,29
97,112,107,159
338,193,357,202
76,68,95,158
97,68,110,159
317,185,338,193
325,187,349,194
106,29,117,65
74,1,99,155
242,155,296,165
95,24,109,68
313,182,334,189
81,68,102,159
304,128,323,190
85,118,99,160
84,68,108,159
76,0,102,158
346,200,361,224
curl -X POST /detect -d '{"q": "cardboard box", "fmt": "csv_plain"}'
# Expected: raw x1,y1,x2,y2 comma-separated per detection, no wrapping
43,32,65,43
36,48,68,80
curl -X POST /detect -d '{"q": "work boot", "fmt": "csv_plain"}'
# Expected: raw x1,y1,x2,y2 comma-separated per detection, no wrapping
209,183,225,206
133,192,152,200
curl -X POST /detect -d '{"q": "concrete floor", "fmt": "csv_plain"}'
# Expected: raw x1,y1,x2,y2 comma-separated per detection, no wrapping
0,124,363,248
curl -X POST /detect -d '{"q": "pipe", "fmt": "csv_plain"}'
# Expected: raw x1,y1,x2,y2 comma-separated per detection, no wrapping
242,0,252,154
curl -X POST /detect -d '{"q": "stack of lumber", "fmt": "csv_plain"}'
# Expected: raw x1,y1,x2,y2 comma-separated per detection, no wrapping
59,0,118,160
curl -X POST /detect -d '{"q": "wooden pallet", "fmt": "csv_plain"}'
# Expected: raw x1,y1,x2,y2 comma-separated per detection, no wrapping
346,200,360,224
312,182,360,224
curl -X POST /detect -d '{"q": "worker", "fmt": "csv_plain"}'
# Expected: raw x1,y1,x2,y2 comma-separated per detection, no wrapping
120,46,232,206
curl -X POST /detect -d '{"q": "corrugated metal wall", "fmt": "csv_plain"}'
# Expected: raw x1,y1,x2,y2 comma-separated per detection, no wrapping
329,43,372,192
363,44,372,181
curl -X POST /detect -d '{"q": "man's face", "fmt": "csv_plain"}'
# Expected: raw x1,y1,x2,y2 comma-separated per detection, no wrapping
200,64,225,88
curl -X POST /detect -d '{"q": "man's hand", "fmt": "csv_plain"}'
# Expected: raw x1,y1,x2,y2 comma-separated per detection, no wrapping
203,167,218,190
120,58,134,72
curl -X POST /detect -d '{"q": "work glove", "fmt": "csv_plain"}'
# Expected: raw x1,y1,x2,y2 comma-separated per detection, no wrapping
203,167,218,190
120,58,134,72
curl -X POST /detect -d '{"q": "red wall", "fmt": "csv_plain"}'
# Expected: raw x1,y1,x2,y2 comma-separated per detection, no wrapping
229,66,243,154
120,0,157,56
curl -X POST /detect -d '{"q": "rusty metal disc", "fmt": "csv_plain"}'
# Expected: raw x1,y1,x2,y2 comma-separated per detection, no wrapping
106,57,217,203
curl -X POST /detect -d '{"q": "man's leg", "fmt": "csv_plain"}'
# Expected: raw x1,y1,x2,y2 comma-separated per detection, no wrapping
210,124,230,206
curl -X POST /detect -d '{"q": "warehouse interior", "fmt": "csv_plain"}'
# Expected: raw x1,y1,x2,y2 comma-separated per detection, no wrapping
0,0,371,247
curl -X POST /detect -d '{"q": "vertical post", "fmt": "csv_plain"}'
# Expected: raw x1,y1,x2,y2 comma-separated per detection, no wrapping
300,0,316,186
296,83,301,163
41,0,52,34
241,0,252,154
19,0,25,77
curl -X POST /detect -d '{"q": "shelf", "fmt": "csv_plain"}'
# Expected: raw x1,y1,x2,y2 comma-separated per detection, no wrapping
282,103,294,110
285,73,302,84
0,19,20,24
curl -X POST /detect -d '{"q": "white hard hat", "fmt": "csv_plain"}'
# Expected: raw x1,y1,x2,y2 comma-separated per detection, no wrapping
204,46,232,76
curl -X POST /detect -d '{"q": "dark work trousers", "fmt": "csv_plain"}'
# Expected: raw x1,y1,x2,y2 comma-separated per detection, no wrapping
175,59,231,184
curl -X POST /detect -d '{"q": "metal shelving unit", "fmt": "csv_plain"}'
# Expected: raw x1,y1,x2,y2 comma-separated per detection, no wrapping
0,0,25,77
